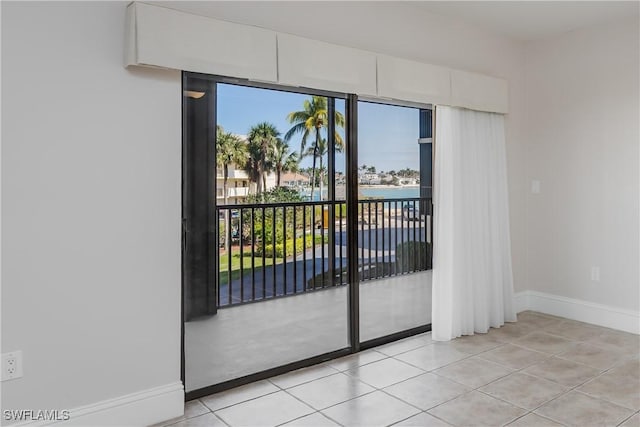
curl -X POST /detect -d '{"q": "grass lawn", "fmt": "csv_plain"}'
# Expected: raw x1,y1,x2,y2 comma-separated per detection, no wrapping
218,250,283,285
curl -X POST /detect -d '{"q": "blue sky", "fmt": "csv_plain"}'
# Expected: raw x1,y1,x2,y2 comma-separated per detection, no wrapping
217,83,420,173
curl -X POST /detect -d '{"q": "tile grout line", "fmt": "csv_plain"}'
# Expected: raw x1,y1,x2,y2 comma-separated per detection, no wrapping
328,350,391,371
274,410,344,427
267,365,342,390
314,388,379,413
164,410,231,427
202,387,282,413
616,410,639,427
388,410,454,427
377,387,430,413
160,400,230,427
374,336,436,358
391,348,476,373
276,387,341,427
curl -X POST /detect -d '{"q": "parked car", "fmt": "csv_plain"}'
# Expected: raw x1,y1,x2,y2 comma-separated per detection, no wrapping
403,204,418,221
219,210,240,219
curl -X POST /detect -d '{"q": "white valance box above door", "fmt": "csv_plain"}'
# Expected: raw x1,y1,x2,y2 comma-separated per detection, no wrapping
125,2,509,114
125,2,278,82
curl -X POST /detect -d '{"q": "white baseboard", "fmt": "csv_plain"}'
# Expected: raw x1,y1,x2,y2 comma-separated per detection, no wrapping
513,291,530,314
514,290,640,334
13,382,184,427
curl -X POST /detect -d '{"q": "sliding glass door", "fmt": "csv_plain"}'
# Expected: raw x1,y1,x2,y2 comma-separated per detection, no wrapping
182,73,433,397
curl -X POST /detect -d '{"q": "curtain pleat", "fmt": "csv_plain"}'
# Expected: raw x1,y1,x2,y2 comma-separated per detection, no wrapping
432,106,516,341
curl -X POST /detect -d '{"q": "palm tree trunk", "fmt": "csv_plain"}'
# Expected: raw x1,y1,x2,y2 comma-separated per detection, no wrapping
318,155,323,202
277,165,282,187
310,130,320,201
256,166,263,194
223,166,230,253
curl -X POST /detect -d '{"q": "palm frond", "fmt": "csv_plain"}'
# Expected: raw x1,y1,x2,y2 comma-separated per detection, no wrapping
284,122,307,141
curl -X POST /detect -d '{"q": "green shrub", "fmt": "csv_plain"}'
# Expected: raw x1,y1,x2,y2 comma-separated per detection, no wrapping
257,234,327,258
396,241,429,273
245,187,304,204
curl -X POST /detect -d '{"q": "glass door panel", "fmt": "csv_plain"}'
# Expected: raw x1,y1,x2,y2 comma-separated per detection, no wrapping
356,101,433,343
183,75,350,393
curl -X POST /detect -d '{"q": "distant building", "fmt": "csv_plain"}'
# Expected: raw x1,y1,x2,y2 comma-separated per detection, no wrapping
359,172,381,185
217,136,277,204
216,167,250,204
398,177,418,186
281,172,310,188
216,166,277,204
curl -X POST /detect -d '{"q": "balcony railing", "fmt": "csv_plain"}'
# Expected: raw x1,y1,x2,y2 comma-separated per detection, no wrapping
216,197,432,307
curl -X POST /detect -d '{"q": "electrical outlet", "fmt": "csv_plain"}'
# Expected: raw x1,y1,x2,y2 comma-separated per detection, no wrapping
1,351,23,381
591,266,600,282
531,180,541,194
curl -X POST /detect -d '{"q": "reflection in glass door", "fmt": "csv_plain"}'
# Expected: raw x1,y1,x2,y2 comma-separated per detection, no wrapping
356,101,433,343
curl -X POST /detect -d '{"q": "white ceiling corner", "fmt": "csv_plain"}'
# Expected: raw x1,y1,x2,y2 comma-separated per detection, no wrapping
412,1,639,42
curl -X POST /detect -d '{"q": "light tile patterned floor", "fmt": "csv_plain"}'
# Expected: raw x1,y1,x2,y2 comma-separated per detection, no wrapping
160,312,640,427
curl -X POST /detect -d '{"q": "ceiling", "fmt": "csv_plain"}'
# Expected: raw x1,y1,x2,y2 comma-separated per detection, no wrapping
160,1,638,43
413,1,639,41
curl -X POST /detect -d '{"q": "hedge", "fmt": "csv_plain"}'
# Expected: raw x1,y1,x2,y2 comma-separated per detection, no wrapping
257,234,327,258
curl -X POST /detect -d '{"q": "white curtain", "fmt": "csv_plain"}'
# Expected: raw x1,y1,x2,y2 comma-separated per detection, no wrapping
432,105,516,341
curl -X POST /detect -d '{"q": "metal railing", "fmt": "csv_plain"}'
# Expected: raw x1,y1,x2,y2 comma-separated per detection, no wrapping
216,197,432,307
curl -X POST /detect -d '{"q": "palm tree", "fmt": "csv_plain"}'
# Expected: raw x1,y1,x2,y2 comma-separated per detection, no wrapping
247,122,279,196
302,138,329,198
217,126,248,206
270,138,299,187
216,125,248,251
244,143,263,195
285,96,345,201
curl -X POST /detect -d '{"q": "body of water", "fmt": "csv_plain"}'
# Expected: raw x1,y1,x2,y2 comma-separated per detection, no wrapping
360,186,420,199
302,186,420,200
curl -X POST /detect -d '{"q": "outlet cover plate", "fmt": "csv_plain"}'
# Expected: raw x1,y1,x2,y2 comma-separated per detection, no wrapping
531,180,541,194
1,351,23,381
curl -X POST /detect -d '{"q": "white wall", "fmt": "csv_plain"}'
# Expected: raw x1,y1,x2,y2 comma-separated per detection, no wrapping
1,1,182,422
525,17,640,312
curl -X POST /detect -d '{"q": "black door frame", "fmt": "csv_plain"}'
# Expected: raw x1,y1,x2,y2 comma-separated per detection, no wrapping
181,71,433,400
